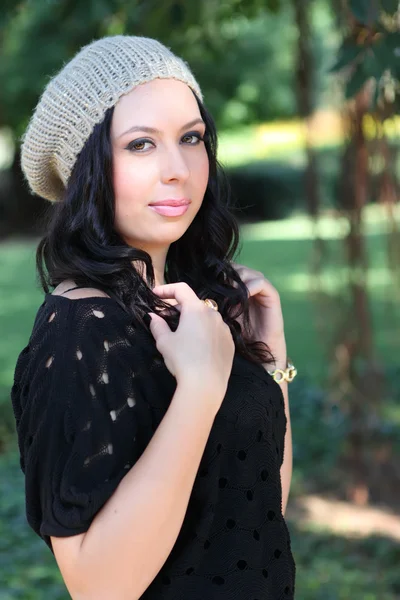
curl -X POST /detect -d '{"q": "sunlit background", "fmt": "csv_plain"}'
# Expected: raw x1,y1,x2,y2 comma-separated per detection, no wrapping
1,1,399,598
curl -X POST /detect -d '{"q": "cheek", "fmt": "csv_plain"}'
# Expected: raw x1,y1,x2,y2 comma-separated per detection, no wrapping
194,151,210,192
113,160,140,205
113,164,159,238
112,161,144,230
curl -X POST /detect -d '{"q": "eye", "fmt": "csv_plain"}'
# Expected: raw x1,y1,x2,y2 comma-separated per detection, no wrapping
126,139,154,152
125,131,207,153
181,132,205,145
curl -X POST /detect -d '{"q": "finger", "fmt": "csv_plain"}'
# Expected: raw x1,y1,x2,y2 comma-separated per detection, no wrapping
158,304,182,317
148,312,171,339
231,262,244,273
247,276,278,294
163,298,180,306
245,278,280,301
232,278,245,288
231,274,251,290
152,282,200,309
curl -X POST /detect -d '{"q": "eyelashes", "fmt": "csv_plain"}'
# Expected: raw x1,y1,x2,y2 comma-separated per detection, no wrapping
125,131,207,153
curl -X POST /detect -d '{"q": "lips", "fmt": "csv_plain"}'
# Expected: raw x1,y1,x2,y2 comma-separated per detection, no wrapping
149,199,190,207
149,204,190,217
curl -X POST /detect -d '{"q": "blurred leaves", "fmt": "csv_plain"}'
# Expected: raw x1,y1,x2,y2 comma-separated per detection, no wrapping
329,0,400,107
349,0,399,24
0,0,399,133
344,62,370,98
329,42,364,72
380,0,400,13
0,0,305,134
349,0,380,25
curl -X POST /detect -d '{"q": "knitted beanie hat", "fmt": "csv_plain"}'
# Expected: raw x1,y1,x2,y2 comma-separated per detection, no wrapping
20,35,203,203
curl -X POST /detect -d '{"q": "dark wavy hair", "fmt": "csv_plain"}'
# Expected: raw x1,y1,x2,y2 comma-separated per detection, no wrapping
36,91,274,367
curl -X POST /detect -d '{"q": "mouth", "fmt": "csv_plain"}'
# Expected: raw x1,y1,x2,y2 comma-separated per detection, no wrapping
149,199,191,207
148,198,191,217
148,204,190,217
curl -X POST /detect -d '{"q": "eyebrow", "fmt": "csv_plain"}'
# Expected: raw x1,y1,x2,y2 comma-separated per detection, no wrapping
117,118,206,139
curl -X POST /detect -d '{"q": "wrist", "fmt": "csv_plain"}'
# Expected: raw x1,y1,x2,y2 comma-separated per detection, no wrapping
177,372,226,403
271,354,288,371
263,337,298,384
265,357,297,384
265,337,287,370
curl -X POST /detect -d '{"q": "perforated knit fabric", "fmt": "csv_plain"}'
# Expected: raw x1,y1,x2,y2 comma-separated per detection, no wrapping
11,293,296,599
20,35,203,203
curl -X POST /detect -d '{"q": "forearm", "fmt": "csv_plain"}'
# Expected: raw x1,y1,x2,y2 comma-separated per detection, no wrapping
279,380,292,515
74,383,218,600
263,338,293,516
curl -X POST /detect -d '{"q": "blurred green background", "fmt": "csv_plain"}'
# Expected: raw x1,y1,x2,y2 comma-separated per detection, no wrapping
1,1,400,598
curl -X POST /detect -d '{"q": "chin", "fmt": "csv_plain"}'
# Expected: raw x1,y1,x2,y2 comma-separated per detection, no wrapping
124,231,187,249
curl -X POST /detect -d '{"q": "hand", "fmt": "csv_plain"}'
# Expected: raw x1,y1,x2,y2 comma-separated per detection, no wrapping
147,282,235,409
232,262,286,362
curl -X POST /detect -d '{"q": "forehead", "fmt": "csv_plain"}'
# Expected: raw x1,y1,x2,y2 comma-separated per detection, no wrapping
111,78,200,136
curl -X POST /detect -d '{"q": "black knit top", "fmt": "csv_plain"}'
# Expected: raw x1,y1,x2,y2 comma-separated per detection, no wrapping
10,290,296,599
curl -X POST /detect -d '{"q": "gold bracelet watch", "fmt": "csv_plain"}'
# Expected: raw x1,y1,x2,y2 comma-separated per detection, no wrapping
266,358,297,384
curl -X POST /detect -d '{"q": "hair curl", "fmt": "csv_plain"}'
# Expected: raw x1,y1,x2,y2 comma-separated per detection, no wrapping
36,92,274,367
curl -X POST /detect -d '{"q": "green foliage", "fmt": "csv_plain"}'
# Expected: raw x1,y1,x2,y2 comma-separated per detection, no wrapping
349,0,400,22
330,42,364,72
225,144,345,221
381,0,400,12
0,0,337,134
173,8,299,127
331,0,400,107
290,521,400,598
289,378,348,483
349,0,380,25
0,0,397,132
344,62,370,98
0,451,67,599
227,161,304,221
289,369,400,492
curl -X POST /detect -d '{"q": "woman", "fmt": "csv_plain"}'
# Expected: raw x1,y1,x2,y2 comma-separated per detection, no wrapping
11,35,297,599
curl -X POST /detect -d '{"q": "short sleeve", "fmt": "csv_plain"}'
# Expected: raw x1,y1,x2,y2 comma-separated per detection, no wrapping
11,297,154,553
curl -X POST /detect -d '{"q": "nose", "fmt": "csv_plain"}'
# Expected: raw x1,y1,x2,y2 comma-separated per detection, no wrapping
159,144,190,184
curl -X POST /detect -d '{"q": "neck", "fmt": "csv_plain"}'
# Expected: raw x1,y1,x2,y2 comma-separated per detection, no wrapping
132,245,169,288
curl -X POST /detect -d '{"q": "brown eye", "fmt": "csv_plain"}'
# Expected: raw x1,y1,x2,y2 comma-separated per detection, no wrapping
182,134,196,144
126,139,153,152
182,133,204,145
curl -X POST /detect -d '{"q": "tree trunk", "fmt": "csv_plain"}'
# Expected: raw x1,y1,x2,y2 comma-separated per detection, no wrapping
332,85,386,505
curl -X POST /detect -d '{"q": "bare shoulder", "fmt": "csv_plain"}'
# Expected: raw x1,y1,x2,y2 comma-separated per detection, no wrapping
51,279,111,300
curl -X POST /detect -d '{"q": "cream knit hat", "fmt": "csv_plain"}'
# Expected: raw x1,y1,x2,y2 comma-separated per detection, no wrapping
20,35,203,203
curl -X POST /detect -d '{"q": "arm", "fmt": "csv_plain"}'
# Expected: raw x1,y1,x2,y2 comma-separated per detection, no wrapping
52,380,219,600
230,261,293,515
279,379,292,516
263,339,293,517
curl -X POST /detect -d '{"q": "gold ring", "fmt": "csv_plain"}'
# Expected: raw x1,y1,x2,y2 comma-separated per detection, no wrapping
203,298,218,311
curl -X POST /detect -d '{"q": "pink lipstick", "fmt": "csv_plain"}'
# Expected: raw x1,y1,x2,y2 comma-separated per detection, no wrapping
149,198,190,217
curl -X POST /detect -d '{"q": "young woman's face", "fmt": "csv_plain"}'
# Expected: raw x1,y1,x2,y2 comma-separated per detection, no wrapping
110,78,209,252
